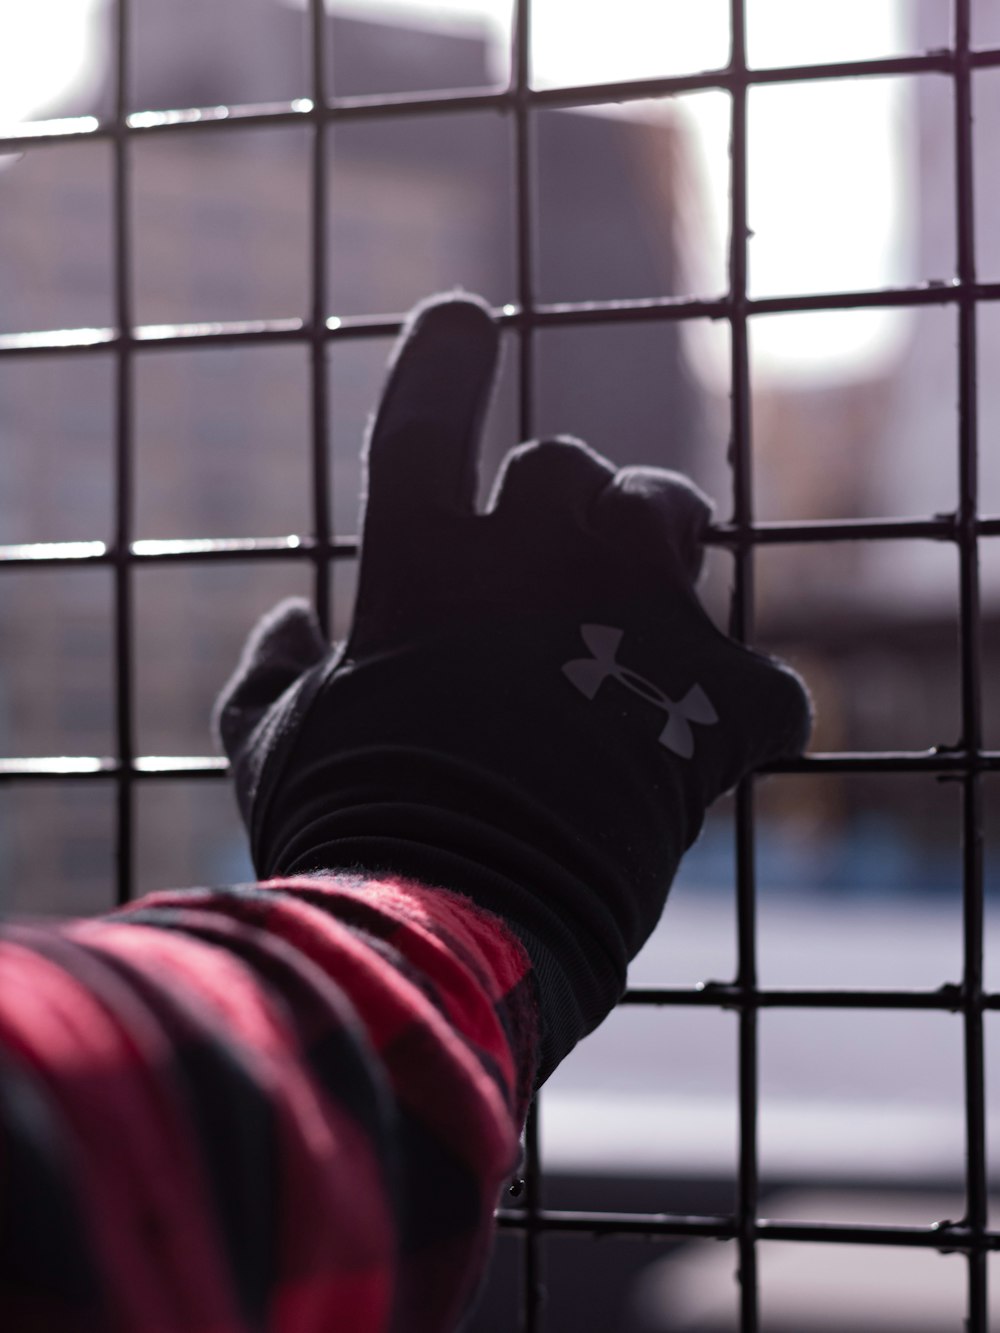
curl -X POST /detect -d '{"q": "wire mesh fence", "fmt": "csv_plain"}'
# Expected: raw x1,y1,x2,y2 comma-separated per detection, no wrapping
0,1,998,1329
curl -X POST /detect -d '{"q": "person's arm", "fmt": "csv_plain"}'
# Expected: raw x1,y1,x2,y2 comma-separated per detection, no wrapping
0,872,537,1332
0,292,810,1332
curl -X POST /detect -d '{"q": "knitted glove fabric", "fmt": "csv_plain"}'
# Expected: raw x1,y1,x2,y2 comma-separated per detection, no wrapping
215,292,812,1081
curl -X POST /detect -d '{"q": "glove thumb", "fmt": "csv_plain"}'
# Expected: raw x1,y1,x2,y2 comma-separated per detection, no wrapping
213,597,327,765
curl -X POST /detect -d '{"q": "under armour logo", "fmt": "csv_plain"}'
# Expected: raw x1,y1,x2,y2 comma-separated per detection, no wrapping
562,624,718,758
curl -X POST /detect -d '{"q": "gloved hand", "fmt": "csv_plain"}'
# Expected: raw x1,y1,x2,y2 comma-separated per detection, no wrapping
214,292,811,1081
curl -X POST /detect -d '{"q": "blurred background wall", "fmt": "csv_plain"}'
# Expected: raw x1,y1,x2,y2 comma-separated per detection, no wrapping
0,0,714,909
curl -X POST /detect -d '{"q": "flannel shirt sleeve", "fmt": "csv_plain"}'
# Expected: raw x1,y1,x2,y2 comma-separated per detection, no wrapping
0,874,539,1333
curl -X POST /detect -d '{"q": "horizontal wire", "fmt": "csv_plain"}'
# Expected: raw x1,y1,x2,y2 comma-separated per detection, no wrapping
4,749,1000,780
620,984,971,1010
7,282,1000,360
7,513,1000,568
0,757,226,780
495,1209,1000,1250
768,750,1000,773
0,537,357,566
4,43,1000,153
496,1208,736,1239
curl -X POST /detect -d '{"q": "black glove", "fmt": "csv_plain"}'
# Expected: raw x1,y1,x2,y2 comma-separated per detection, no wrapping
214,292,811,1081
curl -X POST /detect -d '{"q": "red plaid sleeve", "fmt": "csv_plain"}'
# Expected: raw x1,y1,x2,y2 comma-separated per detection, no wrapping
0,875,539,1332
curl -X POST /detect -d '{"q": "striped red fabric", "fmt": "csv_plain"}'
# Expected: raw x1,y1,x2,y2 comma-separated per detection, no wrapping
0,875,539,1332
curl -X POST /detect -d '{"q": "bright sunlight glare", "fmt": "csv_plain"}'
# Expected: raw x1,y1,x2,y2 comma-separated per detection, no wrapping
313,0,913,384
0,0,105,127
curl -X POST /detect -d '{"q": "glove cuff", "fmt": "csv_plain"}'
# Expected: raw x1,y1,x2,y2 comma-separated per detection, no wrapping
256,749,659,1082
280,832,619,1085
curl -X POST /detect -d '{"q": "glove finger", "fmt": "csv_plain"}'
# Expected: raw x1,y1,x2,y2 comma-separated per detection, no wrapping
487,436,616,525
590,467,714,585
364,293,501,525
213,598,327,761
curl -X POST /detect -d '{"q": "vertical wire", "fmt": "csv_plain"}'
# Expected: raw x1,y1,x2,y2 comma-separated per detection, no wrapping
953,3,988,1328
309,0,332,637
512,3,543,1330
514,0,536,448
112,0,135,906
521,1100,541,1333
728,4,759,1330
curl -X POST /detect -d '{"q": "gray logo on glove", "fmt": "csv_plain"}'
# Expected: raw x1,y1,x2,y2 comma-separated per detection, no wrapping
563,624,718,758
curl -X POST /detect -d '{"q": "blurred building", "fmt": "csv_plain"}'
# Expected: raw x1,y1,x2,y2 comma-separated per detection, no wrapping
0,1,708,910
749,0,1000,875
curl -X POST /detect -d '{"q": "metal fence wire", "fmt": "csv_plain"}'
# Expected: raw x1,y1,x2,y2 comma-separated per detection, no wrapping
0,0,998,1329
